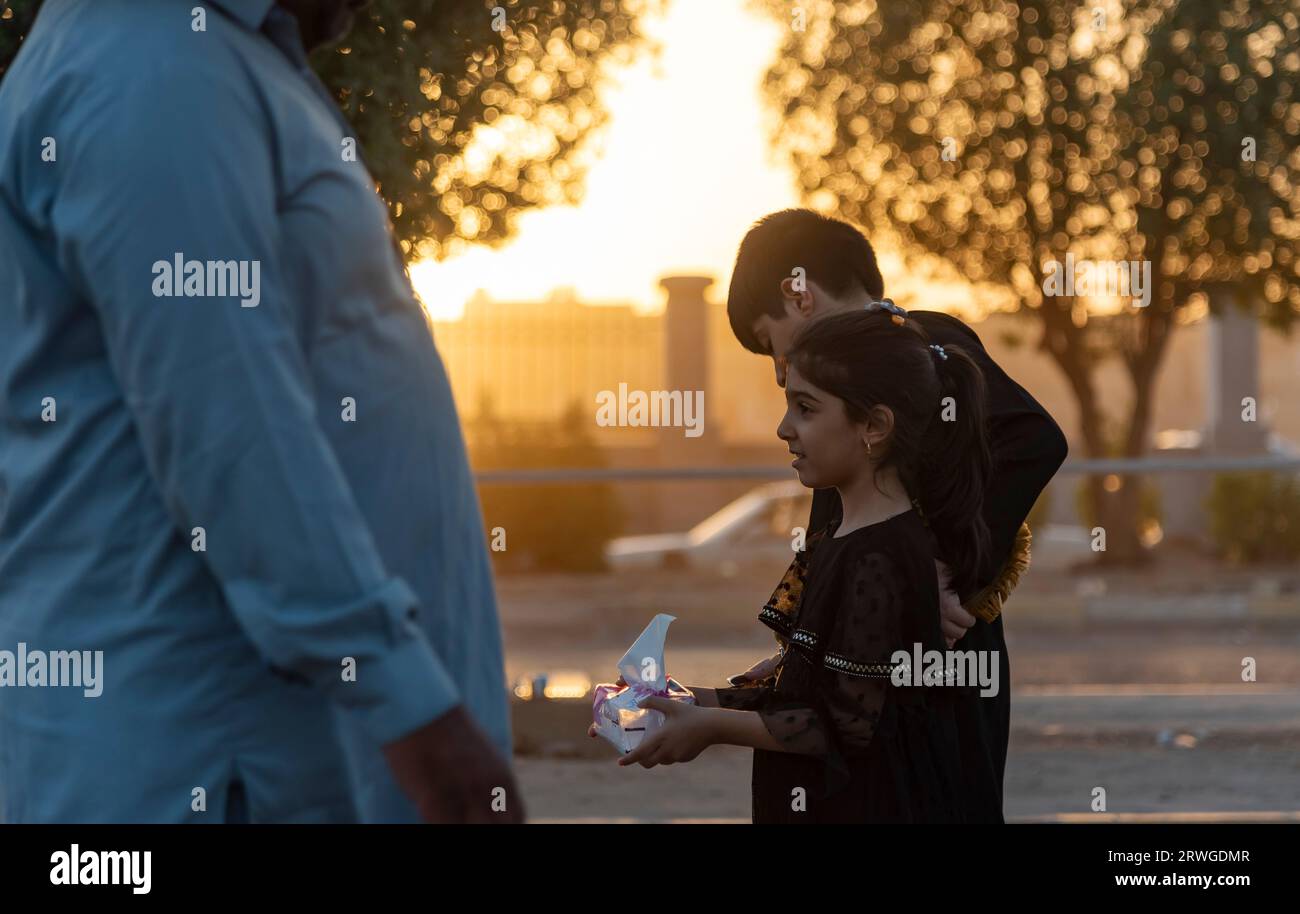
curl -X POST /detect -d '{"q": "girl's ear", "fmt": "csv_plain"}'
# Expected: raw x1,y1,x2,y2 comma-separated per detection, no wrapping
863,404,895,450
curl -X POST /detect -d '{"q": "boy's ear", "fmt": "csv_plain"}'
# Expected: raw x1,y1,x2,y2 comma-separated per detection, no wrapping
779,276,815,316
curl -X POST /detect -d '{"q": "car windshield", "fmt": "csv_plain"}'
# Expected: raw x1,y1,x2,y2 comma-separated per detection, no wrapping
688,492,767,544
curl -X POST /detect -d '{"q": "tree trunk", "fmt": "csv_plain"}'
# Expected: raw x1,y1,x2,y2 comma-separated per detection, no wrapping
1090,303,1173,565
1037,296,1113,563
1037,292,1174,567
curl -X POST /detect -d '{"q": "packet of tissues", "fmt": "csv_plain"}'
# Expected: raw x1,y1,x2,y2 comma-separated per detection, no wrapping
591,613,695,753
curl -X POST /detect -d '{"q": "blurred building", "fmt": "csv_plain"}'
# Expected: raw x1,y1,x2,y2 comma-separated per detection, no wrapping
431,277,787,533
430,277,1300,537
431,287,662,425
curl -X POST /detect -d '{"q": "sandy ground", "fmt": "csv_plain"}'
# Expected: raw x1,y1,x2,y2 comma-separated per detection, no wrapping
498,567,1300,823
509,686,1300,823
514,743,1300,823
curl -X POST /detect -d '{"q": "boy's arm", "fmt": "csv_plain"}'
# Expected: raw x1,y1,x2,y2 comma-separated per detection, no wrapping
918,312,1069,600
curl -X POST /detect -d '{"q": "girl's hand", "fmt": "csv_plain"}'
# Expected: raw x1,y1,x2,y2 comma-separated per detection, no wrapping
730,651,781,684
617,697,715,768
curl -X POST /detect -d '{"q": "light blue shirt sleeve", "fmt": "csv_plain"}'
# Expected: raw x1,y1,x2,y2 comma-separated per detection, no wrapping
49,40,461,746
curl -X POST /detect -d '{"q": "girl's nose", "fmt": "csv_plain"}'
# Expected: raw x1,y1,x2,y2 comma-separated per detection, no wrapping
776,414,795,442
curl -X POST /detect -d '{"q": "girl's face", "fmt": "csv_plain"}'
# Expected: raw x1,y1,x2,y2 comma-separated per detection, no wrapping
776,365,871,491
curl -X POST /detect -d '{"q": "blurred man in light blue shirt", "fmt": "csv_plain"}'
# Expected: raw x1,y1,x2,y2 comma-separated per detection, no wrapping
0,0,519,823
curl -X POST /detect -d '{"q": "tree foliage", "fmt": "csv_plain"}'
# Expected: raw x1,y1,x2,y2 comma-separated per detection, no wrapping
1,0,658,260
313,0,657,260
752,0,1300,561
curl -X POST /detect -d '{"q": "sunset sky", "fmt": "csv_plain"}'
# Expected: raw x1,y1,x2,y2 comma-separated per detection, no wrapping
408,0,971,321
411,0,795,319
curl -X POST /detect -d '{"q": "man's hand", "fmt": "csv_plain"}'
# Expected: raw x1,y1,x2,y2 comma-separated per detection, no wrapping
937,559,976,648
382,705,525,823
616,697,716,768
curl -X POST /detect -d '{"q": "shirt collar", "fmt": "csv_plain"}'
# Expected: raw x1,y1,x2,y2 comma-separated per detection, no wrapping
203,0,277,31
203,1,311,71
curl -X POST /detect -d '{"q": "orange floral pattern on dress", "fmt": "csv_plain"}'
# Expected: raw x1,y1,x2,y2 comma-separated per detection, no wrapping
755,528,827,657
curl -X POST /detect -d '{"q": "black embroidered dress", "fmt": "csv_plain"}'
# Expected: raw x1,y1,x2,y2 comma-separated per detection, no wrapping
715,508,968,823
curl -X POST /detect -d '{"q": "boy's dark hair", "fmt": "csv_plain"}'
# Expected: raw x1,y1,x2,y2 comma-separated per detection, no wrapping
726,209,885,354
786,310,992,599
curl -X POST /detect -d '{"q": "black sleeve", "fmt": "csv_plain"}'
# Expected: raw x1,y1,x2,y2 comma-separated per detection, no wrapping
714,677,776,711
912,312,1069,587
747,551,906,757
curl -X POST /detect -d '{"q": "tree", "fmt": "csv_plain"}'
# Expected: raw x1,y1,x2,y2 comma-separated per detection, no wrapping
753,0,1300,563
0,2,39,71
1101,0,1300,558
1,0,658,259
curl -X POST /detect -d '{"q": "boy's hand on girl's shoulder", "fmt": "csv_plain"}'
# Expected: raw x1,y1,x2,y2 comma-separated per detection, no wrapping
936,560,976,648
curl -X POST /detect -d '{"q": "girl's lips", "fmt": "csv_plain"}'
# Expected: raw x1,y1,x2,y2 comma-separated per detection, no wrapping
791,456,806,469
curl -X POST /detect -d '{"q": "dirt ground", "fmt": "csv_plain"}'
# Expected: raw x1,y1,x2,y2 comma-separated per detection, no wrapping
498,566,1300,823
514,744,1300,823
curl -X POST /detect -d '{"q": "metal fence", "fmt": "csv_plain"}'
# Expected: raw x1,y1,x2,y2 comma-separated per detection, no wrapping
475,455,1300,485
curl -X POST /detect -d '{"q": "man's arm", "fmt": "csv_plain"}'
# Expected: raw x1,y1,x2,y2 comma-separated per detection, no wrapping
56,52,460,748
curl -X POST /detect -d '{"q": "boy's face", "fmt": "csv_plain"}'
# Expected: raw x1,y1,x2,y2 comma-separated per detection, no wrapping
776,366,870,491
748,279,875,387
750,309,806,388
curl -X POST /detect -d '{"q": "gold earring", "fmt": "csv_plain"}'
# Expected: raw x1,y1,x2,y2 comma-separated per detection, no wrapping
867,439,873,458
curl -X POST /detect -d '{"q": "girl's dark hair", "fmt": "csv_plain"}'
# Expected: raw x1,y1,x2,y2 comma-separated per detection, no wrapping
786,310,992,598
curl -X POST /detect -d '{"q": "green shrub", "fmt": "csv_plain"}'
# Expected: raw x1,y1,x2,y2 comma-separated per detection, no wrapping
1206,472,1300,563
1074,476,1162,530
469,400,625,573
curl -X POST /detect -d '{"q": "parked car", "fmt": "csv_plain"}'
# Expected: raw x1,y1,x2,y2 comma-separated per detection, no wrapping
604,481,1089,578
1026,523,1095,575
604,481,812,576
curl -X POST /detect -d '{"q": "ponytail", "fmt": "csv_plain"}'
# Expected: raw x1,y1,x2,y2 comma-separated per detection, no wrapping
913,343,991,599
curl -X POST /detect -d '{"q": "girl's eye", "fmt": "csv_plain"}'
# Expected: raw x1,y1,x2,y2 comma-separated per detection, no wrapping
797,402,812,415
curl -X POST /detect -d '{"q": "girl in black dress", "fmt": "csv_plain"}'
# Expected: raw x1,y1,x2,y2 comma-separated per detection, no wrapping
613,309,993,823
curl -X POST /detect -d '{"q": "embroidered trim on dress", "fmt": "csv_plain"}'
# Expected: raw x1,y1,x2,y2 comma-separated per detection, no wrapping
760,620,902,680
756,530,902,681
823,652,902,679
790,628,817,648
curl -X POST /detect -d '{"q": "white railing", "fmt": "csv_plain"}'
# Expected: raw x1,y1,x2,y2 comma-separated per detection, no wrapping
475,455,1300,484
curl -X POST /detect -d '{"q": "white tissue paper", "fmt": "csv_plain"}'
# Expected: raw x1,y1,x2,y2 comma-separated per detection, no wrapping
591,613,695,753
